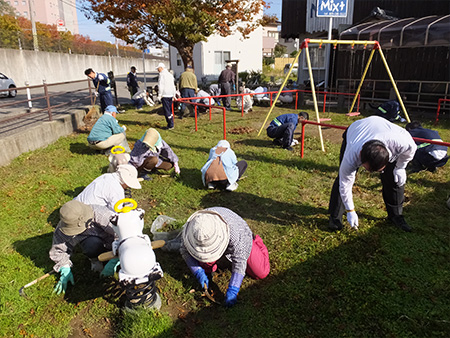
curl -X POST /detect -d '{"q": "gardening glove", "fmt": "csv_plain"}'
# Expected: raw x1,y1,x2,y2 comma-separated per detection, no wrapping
393,168,407,186
174,162,180,174
193,268,209,289
347,211,359,229
225,286,240,307
122,125,127,131
232,84,236,91
100,258,120,278
94,92,99,97
53,266,74,295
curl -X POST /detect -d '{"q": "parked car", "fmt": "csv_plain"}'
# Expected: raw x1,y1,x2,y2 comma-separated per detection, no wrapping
0,73,17,98
283,63,298,75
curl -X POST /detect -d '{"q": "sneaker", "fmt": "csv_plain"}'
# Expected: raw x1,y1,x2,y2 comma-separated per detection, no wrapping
328,217,343,231
284,146,294,151
163,126,174,130
389,215,412,232
291,139,299,146
207,183,215,189
226,182,238,191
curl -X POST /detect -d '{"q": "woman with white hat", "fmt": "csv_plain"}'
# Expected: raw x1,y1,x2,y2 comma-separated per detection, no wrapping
129,128,180,180
201,140,247,191
181,207,270,307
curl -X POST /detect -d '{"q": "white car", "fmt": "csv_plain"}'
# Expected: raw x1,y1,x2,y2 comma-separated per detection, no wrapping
0,73,17,97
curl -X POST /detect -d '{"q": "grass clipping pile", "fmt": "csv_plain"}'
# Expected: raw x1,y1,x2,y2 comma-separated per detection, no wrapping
78,106,101,133
228,126,255,135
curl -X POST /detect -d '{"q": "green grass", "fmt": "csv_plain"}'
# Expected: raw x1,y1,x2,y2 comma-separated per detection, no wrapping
0,104,449,337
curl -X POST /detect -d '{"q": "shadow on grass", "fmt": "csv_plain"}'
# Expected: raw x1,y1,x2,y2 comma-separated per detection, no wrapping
69,142,97,155
63,186,85,198
175,168,204,190
151,223,448,338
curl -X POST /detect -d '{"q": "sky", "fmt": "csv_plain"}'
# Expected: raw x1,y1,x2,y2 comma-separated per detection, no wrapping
76,0,282,43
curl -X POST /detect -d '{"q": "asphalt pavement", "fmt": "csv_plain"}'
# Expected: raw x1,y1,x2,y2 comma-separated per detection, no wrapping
0,74,158,137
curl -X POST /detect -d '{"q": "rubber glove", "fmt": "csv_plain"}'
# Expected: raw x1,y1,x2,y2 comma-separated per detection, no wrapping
225,286,239,307
122,125,127,131
393,168,407,186
53,266,74,295
174,162,180,174
347,211,359,229
232,84,236,91
100,258,120,278
193,268,209,289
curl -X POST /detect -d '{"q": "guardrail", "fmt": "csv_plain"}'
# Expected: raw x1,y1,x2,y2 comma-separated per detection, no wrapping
0,79,93,125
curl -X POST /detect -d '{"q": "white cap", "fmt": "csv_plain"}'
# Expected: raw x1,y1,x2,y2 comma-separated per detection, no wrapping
117,164,141,189
156,63,166,69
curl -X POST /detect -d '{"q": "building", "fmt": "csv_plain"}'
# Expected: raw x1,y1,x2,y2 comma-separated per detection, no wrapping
6,0,78,34
263,21,298,57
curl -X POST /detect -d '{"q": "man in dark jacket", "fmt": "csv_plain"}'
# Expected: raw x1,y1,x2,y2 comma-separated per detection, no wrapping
85,68,113,113
266,112,309,151
218,64,235,110
127,66,139,97
406,121,448,173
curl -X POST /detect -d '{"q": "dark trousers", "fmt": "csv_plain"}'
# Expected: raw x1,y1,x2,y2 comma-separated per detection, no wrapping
161,97,174,128
132,98,145,109
79,236,107,259
180,88,196,112
329,131,404,220
267,123,295,148
212,160,248,190
220,82,231,108
100,91,114,113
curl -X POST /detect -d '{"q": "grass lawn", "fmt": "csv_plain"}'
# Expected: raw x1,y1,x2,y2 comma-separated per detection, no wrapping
0,103,449,338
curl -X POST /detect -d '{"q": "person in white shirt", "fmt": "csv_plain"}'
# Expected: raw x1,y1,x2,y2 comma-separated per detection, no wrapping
75,164,141,211
329,116,417,232
156,63,176,130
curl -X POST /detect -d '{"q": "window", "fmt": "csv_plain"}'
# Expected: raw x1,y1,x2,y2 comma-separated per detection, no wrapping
303,46,326,69
176,53,182,67
23,11,27,17
268,31,279,38
22,1,26,5
14,1,18,5
214,51,231,75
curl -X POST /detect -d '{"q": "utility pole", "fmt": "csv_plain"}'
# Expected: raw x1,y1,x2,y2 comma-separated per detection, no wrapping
28,0,39,51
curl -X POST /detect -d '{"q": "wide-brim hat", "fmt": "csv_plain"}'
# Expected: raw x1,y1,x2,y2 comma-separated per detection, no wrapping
117,164,141,189
182,210,229,263
142,128,162,152
59,200,94,236
156,62,166,69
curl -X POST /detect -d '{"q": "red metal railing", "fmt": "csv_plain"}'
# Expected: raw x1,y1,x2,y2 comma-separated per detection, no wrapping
300,119,450,158
0,79,92,125
435,98,450,124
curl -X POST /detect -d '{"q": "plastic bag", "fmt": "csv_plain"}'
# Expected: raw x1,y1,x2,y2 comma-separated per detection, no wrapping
150,215,178,241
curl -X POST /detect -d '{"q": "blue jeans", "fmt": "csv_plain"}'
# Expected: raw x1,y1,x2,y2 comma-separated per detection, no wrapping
180,88,196,112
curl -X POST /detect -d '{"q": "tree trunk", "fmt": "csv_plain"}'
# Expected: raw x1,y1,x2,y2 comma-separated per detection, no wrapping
177,45,195,70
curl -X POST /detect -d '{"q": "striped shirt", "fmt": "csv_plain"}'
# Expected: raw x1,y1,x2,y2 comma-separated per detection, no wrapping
49,205,116,272
181,207,253,275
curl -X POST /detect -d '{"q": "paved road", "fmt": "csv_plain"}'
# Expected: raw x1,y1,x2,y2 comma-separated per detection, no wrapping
0,73,158,137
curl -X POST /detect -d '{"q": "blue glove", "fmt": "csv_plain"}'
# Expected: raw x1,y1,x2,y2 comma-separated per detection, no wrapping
225,286,239,307
100,258,120,278
232,84,236,91
194,268,209,289
53,266,74,295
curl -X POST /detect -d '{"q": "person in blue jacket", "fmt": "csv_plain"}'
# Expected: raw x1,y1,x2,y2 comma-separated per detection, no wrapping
201,140,247,191
406,121,448,173
266,112,309,151
87,105,130,153
85,68,114,113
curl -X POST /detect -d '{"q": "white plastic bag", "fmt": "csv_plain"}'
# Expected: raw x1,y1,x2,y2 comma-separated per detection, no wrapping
150,215,177,241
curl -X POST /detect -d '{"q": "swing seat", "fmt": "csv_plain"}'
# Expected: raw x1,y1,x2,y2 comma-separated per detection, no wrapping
346,112,360,116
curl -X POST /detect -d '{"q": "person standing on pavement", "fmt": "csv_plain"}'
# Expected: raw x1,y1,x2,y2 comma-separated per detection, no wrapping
218,64,235,110
156,63,176,130
328,116,417,232
84,68,113,113
127,66,139,97
179,65,197,117
49,200,116,294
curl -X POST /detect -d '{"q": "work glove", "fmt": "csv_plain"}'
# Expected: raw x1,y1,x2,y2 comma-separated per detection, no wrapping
100,258,120,278
347,211,359,229
193,268,209,289
94,92,99,97
224,286,239,307
174,162,180,174
393,168,407,186
122,125,127,131
53,266,74,295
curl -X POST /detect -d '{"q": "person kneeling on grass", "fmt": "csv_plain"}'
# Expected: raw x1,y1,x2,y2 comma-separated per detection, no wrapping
49,200,117,294
87,105,131,153
181,207,270,307
266,112,309,151
201,140,247,191
129,128,180,181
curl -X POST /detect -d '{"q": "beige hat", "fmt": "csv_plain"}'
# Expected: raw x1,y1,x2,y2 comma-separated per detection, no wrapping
59,200,94,236
182,210,229,262
117,164,141,189
142,128,162,152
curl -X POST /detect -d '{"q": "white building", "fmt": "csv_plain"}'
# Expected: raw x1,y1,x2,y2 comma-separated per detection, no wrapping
169,24,263,83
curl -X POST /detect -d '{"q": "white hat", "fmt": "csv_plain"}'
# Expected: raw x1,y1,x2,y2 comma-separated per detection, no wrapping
217,140,230,148
182,210,229,262
156,63,166,69
117,164,141,189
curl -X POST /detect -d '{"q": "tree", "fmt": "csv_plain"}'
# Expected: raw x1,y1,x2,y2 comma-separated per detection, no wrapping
273,43,287,58
83,0,267,68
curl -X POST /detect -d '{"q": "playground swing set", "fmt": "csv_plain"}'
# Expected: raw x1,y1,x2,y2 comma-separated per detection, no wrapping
257,38,412,152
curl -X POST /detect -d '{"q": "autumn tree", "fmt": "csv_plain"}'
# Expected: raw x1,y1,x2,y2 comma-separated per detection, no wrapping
83,0,267,68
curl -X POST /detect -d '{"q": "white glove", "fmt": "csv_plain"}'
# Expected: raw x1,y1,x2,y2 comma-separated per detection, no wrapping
347,211,359,229
174,162,180,174
393,168,407,186
94,92,99,97
122,125,127,131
